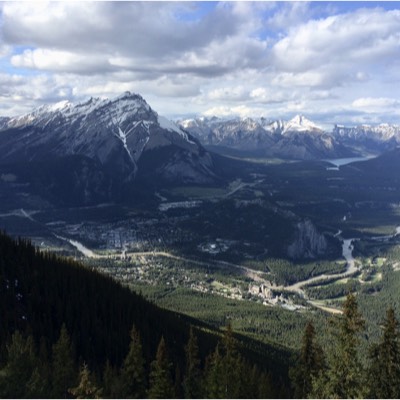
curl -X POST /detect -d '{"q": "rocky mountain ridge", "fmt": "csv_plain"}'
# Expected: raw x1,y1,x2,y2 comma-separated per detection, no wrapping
0,92,215,205
179,115,400,159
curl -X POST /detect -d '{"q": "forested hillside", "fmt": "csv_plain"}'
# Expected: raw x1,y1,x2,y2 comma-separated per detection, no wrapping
291,293,400,399
0,232,288,398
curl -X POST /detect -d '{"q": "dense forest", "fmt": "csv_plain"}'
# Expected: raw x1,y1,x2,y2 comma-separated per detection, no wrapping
0,231,288,398
291,293,400,399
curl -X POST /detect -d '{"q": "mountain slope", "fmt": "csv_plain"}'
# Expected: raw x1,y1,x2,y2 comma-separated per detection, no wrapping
180,115,353,160
350,147,400,177
0,231,290,397
0,93,216,205
333,123,400,153
180,117,275,151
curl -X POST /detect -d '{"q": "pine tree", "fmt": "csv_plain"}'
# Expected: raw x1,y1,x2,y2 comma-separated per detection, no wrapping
183,326,202,398
174,364,183,399
69,362,102,399
258,371,274,399
103,360,120,398
220,323,244,398
148,336,175,399
120,325,146,398
367,307,400,398
204,343,225,399
290,321,324,398
26,337,51,398
51,324,76,398
311,293,366,398
0,332,37,398
205,324,245,399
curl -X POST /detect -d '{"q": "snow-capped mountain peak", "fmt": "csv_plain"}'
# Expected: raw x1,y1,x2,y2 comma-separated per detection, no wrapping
0,92,215,186
283,115,323,134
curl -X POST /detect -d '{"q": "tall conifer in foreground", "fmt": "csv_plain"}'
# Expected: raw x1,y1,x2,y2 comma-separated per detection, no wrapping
204,343,225,398
311,293,365,398
183,326,203,398
69,362,102,399
148,336,175,399
120,325,147,398
0,332,37,398
290,321,324,398
367,307,400,398
51,324,76,398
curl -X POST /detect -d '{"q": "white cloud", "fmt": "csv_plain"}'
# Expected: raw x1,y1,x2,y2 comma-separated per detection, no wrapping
0,2,399,125
11,49,112,73
208,86,248,101
272,8,400,72
203,104,267,119
352,97,400,109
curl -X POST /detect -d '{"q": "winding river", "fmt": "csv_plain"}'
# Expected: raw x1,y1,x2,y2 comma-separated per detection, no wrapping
283,238,356,295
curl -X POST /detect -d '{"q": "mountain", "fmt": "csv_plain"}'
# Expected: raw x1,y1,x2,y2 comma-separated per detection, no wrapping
180,116,275,152
351,147,400,176
281,115,323,135
0,93,216,205
0,117,10,130
180,115,353,160
332,123,400,153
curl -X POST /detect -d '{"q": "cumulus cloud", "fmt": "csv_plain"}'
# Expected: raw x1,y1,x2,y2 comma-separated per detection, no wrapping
11,49,113,74
352,97,400,109
2,2,262,77
272,8,400,73
203,104,267,118
0,1,399,125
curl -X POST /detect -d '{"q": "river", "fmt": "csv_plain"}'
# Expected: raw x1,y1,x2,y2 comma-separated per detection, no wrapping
283,239,357,295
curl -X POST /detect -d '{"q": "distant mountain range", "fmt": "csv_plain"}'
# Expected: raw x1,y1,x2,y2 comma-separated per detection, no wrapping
179,115,400,159
1,92,400,207
0,92,216,205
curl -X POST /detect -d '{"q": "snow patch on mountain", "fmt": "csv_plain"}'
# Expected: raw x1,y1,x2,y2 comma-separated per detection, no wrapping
158,115,196,144
0,92,216,187
158,115,185,135
283,115,323,134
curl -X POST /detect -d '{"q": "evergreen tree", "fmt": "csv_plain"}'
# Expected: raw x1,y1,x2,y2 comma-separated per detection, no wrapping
27,337,51,398
174,364,183,399
148,336,175,399
0,332,37,398
311,293,366,398
204,343,225,399
220,323,245,398
259,371,275,399
102,360,120,398
367,307,400,398
120,325,146,398
69,362,102,399
290,321,324,398
183,326,202,398
205,324,245,399
51,324,76,398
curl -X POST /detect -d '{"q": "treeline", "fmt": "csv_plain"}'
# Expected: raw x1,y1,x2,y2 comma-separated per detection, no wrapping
265,258,345,286
0,322,277,398
291,293,400,398
0,231,288,398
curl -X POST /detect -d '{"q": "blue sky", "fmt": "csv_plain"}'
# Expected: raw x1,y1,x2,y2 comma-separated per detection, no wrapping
0,1,399,128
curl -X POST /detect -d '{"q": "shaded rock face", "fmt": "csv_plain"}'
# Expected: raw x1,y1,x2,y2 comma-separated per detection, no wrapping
180,115,354,160
287,220,327,259
270,132,353,160
0,93,217,205
332,124,400,153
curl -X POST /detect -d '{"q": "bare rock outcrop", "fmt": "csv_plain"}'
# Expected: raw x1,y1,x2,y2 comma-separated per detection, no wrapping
287,220,327,259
